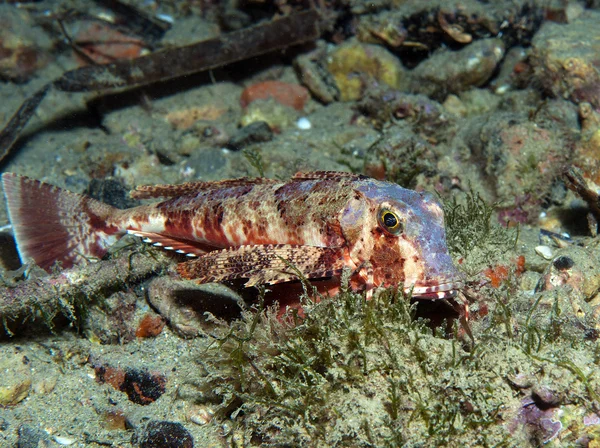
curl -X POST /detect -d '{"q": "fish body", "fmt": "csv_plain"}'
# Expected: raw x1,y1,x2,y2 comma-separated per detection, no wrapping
1,171,463,298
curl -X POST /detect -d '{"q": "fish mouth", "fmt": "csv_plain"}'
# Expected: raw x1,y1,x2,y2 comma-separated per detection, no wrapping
407,279,465,299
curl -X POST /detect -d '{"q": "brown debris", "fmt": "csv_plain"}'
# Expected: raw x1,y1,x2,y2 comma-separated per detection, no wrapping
0,248,172,334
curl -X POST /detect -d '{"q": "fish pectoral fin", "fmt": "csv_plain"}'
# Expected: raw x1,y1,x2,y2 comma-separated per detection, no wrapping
126,230,207,256
177,244,347,286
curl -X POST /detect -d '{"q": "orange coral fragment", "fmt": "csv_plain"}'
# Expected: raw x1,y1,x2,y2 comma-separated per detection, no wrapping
515,255,526,275
136,314,165,338
484,264,509,288
484,256,526,288
240,80,310,111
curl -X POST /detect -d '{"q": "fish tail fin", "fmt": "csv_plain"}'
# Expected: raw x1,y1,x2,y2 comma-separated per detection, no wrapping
2,173,123,272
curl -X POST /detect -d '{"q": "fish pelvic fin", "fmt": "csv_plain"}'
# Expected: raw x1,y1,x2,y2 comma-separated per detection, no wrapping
2,173,122,272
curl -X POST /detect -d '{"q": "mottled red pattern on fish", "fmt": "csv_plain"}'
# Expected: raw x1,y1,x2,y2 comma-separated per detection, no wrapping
1,171,463,298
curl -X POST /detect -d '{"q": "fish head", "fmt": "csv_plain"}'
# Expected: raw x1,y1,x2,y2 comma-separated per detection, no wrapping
339,180,464,298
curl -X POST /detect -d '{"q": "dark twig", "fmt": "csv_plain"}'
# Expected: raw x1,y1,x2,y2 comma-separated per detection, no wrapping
0,10,322,162
0,85,51,161
564,166,600,218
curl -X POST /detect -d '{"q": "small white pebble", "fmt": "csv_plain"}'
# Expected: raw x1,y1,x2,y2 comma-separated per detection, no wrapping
179,165,195,178
96,12,116,23
494,84,510,95
54,436,76,445
296,117,312,130
221,148,231,154
535,245,554,260
156,13,175,24
538,211,547,218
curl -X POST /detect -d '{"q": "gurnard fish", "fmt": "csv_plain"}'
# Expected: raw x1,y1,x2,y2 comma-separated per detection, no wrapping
1,171,463,298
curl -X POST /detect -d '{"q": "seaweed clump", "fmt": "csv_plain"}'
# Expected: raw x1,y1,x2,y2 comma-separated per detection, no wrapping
197,278,523,446
443,190,518,276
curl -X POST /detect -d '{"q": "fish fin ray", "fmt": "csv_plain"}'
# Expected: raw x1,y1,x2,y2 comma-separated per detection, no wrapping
2,173,121,272
126,230,207,256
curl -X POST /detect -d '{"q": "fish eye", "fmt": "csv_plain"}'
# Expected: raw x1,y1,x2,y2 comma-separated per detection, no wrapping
378,208,403,235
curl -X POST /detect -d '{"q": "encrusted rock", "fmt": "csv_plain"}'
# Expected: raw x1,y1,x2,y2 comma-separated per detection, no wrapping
0,6,51,82
458,114,570,224
410,38,505,98
294,50,340,104
326,39,408,101
227,121,273,151
0,352,31,406
146,277,243,338
240,97,298,131
92,360,167,406
538,246,600,301
531,11,600,110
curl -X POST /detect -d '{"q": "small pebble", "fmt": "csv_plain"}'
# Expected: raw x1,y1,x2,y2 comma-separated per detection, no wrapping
552,256,574,271
137,421,193,448
584,413,600,426
226,121,273,151
54,436,76,445
296,117,312,130
156,13,175,24
535,245,554,260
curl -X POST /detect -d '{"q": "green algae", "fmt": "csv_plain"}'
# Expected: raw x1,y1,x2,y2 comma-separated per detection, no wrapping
443,190,518,276
197,279,520,446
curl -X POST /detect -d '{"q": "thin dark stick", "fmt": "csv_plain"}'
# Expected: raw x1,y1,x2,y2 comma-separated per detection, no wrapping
0,10,321,162
0,85,51,162
53,10,321,92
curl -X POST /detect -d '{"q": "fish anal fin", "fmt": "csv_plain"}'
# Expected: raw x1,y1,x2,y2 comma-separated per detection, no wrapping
177,244,347,286
126,230,207,256
131,177,279,199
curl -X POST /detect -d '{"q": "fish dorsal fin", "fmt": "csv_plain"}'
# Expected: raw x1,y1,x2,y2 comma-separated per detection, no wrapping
292,171,366,181
131,177,279,199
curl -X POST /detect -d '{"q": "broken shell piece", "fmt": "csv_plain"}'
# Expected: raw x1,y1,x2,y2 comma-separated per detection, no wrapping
189,406,214,425
535,245,554,260
438,10,472,44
